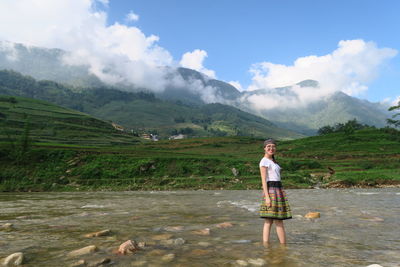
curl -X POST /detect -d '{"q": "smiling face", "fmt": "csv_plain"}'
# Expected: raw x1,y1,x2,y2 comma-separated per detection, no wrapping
264,143,276,157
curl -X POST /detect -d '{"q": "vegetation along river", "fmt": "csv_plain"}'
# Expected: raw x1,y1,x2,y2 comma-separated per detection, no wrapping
1,189,399,266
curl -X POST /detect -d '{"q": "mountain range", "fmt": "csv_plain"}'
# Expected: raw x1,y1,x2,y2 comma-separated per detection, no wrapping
0,70,302,139
0,41,392,136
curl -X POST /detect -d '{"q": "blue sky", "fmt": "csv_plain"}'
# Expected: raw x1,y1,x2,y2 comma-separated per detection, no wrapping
106,0,400,103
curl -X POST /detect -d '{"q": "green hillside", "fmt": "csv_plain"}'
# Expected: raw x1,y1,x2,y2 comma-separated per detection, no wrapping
0,94,141,146
0,127,398,191
0,70,303,139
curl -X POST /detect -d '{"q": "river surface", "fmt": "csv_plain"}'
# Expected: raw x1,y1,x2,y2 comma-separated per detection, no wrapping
1,189,399,267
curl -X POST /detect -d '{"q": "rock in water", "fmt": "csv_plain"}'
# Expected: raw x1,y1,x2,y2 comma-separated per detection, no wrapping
164,226,184,232
1,223,14,230
118,240,139,255
68,245,98,257
84,229,111,238
235,259,249,266
305,212,320,219
161,254,175,263
70,259,86,267
2,252,24,266
191,228,211,235
87,258,111,267
247,258,266,266
216,222,233,228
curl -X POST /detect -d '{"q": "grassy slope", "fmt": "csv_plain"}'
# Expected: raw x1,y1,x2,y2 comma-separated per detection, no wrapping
0,127,398,191
0,95,141,146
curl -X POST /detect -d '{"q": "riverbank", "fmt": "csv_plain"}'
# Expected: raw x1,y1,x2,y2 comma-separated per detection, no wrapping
1,128,399,192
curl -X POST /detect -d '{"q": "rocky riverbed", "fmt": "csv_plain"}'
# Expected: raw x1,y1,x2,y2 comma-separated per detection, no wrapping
1,189,399,266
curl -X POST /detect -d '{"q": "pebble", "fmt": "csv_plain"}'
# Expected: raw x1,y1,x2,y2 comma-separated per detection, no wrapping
87,258,111,267
198,241,211,247
70,259,86,267
161,253,175,262
361,216,384,222
305,212,320,219
2,252,24,266
164,226,184,232
215,222,233,228
235,260,249,266
247,258,266,266
68,245,98,257
84,229,111,238
173,238,186,245
1,223,14,230
131,260,148,266
231,240,252,244
191,228,211,235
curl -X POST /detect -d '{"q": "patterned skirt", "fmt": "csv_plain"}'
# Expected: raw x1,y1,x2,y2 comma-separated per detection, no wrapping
260,181,292,220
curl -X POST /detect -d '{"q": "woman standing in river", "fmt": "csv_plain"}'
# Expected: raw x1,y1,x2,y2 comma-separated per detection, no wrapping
259,138,292,244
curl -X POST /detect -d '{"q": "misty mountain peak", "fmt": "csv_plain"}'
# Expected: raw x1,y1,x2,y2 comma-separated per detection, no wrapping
296,80,319,88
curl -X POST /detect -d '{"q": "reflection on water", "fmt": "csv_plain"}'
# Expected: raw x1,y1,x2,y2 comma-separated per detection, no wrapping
0,189,399,266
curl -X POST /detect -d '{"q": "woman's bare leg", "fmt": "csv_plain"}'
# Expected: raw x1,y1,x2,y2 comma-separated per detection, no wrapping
274,220,286,244
263,219,273,243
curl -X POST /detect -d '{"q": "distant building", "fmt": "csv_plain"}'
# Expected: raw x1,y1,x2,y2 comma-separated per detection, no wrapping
151,134,159,141
169,134,186,140
141,133,159,141
112,122,124,131
141,133,152,140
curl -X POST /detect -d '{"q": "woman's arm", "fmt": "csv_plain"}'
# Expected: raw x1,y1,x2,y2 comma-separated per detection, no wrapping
260,166,271,206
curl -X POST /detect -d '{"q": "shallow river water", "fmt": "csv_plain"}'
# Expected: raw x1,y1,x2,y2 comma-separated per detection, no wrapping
1,189,399,267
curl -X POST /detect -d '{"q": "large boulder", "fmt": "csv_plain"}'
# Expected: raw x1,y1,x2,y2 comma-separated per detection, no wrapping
118,240,139,255
68,245,98,257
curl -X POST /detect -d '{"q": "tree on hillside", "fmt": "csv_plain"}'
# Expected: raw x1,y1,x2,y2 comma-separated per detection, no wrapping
387,100,400,128
317,119,371,135
317,125,334,135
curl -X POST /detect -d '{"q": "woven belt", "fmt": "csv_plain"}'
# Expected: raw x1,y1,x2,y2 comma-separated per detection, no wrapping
267,181,282,187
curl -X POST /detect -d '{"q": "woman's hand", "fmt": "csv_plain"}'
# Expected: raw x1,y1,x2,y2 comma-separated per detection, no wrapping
264,196,271,207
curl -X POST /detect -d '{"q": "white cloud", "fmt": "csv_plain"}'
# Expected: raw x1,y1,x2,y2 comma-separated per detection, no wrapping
0,0,179,91
228,81,243,91
244,39,398,110
180,49,216,78
125,11,139,22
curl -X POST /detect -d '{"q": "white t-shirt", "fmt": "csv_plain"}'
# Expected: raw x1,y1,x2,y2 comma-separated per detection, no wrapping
259,157,281,181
